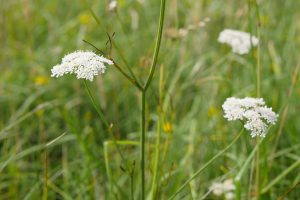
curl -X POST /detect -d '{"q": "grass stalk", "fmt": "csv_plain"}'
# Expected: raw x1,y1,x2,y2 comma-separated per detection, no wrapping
254,1,262,199
169,129,244,200
104,142,114,198
150,62,164,199
150,104,162,200
261,159,300,194
83,80,135,196
235,140,261,200
254,0,261,98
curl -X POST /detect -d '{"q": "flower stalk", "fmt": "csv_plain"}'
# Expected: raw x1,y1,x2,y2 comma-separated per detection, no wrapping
140,0,166,199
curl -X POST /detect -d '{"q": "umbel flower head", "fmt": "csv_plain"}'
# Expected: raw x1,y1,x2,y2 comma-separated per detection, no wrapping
51,51,113,81
218,29,259,55
222,97,278,137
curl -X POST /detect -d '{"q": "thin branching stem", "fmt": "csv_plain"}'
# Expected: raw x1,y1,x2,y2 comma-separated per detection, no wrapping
83,80,109,128
83,80,128,162
83,0,141,87
113,60,143,91
82,39,143,91
83,39,105,55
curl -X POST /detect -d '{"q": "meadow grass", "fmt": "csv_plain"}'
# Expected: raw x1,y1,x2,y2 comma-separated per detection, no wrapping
1,0,300,199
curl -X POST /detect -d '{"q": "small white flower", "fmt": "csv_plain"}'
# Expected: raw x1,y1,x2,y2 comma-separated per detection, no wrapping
218,29,259,55
210,179,235,197
223,179,235,191
51,51,113,81
225,192,235,200
222,97,278,137
108,0,117,12
210,182,224,196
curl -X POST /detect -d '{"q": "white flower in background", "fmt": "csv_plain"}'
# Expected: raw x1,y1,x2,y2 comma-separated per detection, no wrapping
218,29,259,55
222,97,278,137
108,0,117,12
51,51,113,81
210,179,235,199
225,192,235,200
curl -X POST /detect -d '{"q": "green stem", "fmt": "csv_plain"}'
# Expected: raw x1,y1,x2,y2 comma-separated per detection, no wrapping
139,0,166,199
254,1,261,199
141,91,146,199
256,137,261,200
104,141,139,198
150,115,161,199
104,142,114,198
111,40,141,84
255,0,261,98
113,60,143,91
83,80,109,128
235,140,261,200
130,173,134,200
150,62,164,199
143,0,166,91
168,129,244,200
83,0,141,87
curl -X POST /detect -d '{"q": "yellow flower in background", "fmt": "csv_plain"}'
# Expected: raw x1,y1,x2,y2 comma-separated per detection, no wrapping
78,13,92,25
261,15,269,26
34,75,49,86
163,122,173,133
36,109,44,117
84,111,92,121
207,106,219,117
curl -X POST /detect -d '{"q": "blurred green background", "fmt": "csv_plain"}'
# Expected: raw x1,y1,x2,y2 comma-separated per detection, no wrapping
1,0,300,199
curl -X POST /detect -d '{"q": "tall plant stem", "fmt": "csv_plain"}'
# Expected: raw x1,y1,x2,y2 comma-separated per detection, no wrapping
139,0,166,199
85,0,166,198
169,129,244,200
143,0,166,91
256,137,260,200
140,91,146,199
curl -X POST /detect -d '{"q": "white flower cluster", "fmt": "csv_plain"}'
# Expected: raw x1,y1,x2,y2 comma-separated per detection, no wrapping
222,97,278,137
51,51,113,81
218,29,259,55
209,179,235,200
